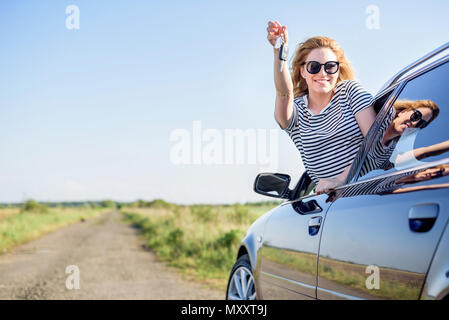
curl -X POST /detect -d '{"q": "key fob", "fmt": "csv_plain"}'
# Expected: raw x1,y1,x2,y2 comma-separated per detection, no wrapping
279,43,288,61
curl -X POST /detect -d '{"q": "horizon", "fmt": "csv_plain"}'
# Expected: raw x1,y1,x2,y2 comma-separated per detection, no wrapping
0,198,283,206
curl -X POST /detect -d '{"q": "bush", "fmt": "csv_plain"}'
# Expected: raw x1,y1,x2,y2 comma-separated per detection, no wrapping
21,200,49,214
149,199,173,209
230,204,249,224
215,229,240,250
131,199,151,208
101,200,116,209
190,205,216,223
130,198,175,210
166,228,184,258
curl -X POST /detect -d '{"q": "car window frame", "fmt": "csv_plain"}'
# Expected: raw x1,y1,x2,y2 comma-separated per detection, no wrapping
347,54,449,185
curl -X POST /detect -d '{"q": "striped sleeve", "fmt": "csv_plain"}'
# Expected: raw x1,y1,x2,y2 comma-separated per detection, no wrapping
346,80,373,116
282,99,300,134
358,107,397,177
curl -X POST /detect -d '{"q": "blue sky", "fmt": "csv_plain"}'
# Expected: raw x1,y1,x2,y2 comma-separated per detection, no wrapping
1,0,448,204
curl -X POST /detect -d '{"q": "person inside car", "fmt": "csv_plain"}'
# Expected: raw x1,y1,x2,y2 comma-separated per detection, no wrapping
361,99,441,173
267,21,377,195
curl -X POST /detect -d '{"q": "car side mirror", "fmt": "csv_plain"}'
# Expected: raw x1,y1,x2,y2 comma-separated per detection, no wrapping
254,173,292,199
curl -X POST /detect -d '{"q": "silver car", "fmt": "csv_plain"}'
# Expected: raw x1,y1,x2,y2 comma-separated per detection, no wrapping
226,42,449,300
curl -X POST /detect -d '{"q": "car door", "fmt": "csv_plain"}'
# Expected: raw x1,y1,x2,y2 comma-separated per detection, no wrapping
258,173,332,299
317,58,449,299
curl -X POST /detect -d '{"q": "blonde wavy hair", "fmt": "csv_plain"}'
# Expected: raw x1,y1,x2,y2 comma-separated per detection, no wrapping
291,36,355,98
393,99,440,124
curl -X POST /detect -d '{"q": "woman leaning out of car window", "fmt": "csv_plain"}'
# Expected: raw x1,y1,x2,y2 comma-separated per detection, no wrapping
267,21,377,194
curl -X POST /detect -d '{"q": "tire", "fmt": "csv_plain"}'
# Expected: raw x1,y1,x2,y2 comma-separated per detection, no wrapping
226,254,257,300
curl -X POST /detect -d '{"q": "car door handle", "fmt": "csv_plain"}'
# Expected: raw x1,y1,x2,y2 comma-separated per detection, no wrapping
292,199,322,215
408,203,439,233
308,216,322,236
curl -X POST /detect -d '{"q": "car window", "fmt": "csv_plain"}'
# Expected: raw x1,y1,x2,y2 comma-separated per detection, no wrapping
291,171,316,200
358,60,449,181
299,179,316,199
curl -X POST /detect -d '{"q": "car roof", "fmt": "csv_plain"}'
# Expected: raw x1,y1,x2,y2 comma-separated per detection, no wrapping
377,42,449,96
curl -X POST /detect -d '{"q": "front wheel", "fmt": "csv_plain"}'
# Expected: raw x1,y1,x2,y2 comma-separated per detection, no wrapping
226,254,257,300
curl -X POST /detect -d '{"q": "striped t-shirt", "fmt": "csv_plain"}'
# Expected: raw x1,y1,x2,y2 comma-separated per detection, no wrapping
283,80,373,183
359,106,397,177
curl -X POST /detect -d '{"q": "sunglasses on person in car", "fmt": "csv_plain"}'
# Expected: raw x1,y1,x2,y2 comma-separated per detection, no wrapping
410,109,429,129
302,61,340,74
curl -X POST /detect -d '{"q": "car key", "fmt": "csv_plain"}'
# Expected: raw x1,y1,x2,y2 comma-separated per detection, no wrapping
278,36,288,72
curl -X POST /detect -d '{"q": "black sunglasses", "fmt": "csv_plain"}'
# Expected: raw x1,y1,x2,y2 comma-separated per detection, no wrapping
302,61,340,74
410,109,429,129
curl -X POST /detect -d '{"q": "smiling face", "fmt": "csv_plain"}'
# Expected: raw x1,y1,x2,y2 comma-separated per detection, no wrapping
393,107,434,135
300,47,339,96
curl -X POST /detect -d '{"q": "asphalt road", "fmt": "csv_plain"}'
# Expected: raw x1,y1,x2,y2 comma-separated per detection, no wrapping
0,211,223,300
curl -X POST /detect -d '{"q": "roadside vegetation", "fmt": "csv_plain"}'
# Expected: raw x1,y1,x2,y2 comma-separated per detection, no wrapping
261,246,420,299
121,199,281,290
0,199,112,254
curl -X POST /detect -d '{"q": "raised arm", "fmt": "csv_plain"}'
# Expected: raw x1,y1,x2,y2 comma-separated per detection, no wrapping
413,139,449,160
267,21,294,129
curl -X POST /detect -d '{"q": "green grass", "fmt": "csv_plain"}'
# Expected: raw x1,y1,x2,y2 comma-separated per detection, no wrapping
121,200,422,298
0,206,109,254
317,257,422,299
262,246,318,275
121,203,279,290
261,246,421,299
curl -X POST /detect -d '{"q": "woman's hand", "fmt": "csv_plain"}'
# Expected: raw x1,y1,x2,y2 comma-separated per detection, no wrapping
269,20,293,129
316,166,351,195
267,21,288,47
316,176,345,195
